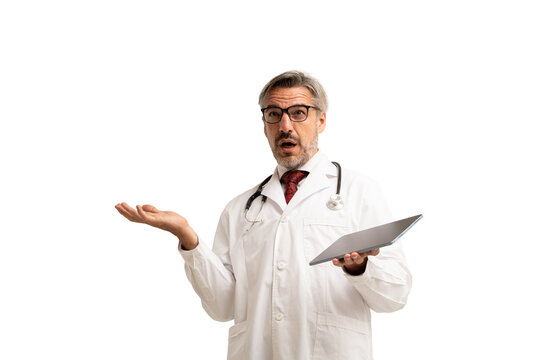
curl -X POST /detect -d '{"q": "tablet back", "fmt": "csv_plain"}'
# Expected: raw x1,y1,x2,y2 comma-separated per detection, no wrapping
309,214,423,266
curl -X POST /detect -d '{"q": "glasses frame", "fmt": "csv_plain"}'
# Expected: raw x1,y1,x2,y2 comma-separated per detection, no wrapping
261,104,321,124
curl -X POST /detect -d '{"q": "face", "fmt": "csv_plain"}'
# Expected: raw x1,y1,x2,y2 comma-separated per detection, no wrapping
263,87,326,170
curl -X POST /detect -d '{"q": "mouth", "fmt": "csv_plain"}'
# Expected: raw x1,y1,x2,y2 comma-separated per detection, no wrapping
278,139,298,153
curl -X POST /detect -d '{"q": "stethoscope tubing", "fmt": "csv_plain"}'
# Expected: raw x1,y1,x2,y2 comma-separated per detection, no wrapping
331,161,342,195
244,162,342,221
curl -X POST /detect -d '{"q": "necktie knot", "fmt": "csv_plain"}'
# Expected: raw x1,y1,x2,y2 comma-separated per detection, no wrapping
281,170,308,204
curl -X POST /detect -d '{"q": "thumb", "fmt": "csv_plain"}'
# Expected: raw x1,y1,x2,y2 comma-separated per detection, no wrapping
142,204,159,213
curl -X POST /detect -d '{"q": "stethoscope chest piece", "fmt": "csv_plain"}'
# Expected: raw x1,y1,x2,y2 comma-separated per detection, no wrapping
326,193,344,210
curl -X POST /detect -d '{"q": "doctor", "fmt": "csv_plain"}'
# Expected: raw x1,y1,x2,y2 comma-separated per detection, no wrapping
115,71,412,360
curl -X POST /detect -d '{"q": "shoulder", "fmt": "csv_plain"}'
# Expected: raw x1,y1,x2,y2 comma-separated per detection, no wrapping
341,166,382,191
319,154,380,186
340,166,392,224
340,166,389,207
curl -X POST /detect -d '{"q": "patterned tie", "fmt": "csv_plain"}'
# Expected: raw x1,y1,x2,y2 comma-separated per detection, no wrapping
281,170,309,204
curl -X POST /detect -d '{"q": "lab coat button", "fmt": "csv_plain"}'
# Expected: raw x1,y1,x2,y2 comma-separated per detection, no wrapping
280,216,288,223
277,262,286,270
275,313,284,321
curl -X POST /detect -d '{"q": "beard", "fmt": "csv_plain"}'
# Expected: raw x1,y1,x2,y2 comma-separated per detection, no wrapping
270,128,319,171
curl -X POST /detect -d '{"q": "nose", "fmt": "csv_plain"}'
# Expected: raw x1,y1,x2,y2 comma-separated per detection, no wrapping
279,112,294,133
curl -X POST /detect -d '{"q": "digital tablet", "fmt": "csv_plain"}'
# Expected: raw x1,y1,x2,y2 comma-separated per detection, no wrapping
309,214,423,266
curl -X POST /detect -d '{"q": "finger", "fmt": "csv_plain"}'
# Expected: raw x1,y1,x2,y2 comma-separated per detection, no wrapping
350,252,365,264
332,258,344,267
357,249,379,257
115,203,142,222
136,205,149,221
361,249,380,257
343,253,355,266
352,252,368,265
142,204,159,213
114,203,126,216
117,202,136,214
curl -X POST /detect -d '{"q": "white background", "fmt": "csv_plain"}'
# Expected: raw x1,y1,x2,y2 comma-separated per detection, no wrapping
1,0,538,359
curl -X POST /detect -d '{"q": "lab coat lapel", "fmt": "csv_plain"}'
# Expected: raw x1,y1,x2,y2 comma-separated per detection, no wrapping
260,154,337,212
261,170,287,212
287,156,333,208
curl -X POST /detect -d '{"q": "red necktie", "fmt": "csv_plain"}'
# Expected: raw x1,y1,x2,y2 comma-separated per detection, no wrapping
281,170,308,204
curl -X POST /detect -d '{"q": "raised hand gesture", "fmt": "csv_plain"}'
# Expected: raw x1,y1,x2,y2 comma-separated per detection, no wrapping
115,203,198,250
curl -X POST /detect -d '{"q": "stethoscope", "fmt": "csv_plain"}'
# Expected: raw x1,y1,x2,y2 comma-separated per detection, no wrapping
244,161,343,223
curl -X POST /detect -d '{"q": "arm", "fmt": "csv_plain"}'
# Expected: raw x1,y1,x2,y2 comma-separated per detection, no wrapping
115,203,235,321
179,209,236,321
330,179,412,313
332,245,411,313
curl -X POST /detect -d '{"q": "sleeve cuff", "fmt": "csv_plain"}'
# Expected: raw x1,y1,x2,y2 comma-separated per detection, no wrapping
178,239,208,266
343,259,374,285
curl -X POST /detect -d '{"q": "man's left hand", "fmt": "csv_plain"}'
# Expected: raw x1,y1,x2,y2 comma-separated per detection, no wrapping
332,249,380,276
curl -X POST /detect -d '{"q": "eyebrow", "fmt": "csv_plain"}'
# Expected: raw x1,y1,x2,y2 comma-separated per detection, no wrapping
263,104,311,109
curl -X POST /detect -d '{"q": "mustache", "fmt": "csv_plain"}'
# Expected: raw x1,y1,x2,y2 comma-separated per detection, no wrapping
274,133,301,146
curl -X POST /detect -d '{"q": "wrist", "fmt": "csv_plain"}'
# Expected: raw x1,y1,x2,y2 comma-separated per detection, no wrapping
175,230,199,250
179,238,199,251
342,258,368,276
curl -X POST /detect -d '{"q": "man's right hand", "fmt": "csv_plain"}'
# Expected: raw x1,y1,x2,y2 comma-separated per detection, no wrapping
114,203,199,250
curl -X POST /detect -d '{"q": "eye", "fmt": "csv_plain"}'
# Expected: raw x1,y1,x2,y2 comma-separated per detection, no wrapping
289,106,308,120
263,108,283,122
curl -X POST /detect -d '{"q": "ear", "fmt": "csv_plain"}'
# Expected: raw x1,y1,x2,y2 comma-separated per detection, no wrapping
317,111,327,134
263,117,268,138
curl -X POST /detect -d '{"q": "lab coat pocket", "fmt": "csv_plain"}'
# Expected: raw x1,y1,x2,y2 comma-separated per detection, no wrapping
313,312,371,360
303,218,354,264
227,320,248,359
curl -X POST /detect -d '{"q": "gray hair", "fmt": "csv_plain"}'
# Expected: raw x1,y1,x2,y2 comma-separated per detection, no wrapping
258,70,328,112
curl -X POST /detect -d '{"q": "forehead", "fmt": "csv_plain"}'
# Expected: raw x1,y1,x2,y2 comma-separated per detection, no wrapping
264,86,314,107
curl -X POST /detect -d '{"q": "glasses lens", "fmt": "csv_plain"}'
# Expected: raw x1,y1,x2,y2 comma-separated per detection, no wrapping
288,106,308,121
263,107,283,123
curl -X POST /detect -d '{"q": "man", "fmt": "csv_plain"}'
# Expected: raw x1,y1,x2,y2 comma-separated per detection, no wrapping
115,71,411,360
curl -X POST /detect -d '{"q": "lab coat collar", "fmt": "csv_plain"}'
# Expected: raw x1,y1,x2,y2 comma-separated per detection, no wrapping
261,152,337,212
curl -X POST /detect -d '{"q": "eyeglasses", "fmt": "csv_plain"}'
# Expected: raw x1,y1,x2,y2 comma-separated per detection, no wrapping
261,104,321,124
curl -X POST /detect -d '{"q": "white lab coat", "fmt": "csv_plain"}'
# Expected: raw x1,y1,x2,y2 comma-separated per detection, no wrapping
179,153,412,360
